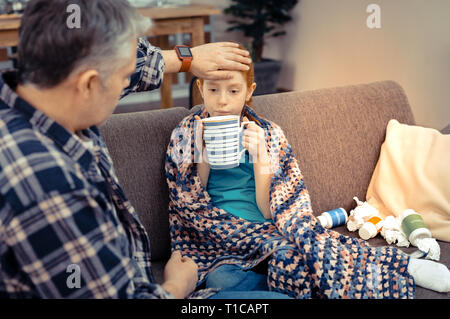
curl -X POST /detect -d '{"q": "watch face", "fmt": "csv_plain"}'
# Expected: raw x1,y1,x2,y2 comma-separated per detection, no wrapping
178,46,192,57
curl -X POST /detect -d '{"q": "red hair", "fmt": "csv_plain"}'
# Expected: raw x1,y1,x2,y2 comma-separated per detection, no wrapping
196,44,261,125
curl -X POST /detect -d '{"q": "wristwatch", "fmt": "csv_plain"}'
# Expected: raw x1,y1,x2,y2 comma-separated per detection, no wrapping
174,45,193,73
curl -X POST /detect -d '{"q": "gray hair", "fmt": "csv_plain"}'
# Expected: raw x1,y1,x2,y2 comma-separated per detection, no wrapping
18,0,152,88
75,3,153,85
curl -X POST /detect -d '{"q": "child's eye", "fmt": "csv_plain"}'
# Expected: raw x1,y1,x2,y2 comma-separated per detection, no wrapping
209,88,217,93
230,89,239,94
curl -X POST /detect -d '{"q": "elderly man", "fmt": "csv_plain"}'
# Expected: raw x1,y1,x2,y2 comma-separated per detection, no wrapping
0,0,290,299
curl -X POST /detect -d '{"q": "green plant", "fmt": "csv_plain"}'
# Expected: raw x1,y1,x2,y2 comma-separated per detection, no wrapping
224,0,298,62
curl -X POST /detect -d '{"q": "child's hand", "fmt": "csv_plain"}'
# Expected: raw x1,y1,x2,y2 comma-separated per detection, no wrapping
242,117,273,218
194,115,209,166
242,116,270,165
194,115,207,160
194,115,204,151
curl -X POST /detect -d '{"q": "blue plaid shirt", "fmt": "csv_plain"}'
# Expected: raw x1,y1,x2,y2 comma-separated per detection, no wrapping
0,38,174,298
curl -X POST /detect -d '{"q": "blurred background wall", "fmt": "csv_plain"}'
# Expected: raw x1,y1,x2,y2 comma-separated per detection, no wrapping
195,0,450,131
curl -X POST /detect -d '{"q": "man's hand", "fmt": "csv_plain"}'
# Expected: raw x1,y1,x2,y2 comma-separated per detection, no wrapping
162,42,251,79
190,42,252,80
161,251,198,299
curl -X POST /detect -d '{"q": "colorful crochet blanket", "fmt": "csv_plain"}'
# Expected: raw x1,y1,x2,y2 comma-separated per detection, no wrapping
165,105,415,299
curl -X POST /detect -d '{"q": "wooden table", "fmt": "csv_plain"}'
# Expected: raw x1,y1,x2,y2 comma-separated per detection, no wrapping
0,14,20,48
0,4,220,108
141,5,220,108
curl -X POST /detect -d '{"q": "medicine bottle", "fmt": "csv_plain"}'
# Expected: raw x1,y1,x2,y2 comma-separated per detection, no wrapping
359,216,383,240
399,209,432,246
317,208,348,229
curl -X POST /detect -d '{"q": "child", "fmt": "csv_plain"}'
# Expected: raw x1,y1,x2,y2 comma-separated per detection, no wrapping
165,50,450,298
194,63,272,224
192,58,274,290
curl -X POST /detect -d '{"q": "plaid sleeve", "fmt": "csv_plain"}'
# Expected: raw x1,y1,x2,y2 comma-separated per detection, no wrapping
120,37,165,99
3,188,173,299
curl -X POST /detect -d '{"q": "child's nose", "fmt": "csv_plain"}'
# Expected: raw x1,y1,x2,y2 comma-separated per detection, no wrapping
219,92,228,105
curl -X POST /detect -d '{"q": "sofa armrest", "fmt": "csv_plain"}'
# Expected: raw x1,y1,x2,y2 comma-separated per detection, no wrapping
441,124,450,134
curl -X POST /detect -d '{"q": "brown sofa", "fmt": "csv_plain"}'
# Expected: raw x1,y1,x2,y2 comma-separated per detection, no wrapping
100,81,449,299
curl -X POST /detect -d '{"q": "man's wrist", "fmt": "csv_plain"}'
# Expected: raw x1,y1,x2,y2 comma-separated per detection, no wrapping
162,280,184,299
161,50,182,74
174,45,193,73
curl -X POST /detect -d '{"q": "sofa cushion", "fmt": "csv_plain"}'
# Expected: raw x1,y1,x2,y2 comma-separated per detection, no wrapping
251,81,415,216
366,119,450,241
100,107,191,261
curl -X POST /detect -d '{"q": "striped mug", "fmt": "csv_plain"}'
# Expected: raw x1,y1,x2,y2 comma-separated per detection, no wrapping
202,115,254,169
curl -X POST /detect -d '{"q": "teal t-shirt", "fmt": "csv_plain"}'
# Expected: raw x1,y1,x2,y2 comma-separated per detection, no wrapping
207,151,271,223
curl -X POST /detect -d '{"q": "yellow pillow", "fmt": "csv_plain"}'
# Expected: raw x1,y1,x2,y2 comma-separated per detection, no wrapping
366,119,450,242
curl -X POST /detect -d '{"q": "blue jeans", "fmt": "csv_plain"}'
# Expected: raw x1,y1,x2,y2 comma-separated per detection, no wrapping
206,264,290,299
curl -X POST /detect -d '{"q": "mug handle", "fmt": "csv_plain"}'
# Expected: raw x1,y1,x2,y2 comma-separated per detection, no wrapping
238,121,254,157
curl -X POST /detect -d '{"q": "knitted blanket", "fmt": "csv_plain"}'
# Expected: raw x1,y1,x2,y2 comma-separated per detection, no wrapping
165,105,415,299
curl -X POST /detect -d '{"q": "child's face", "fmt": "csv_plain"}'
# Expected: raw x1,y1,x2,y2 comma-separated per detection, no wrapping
197,71,256,117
